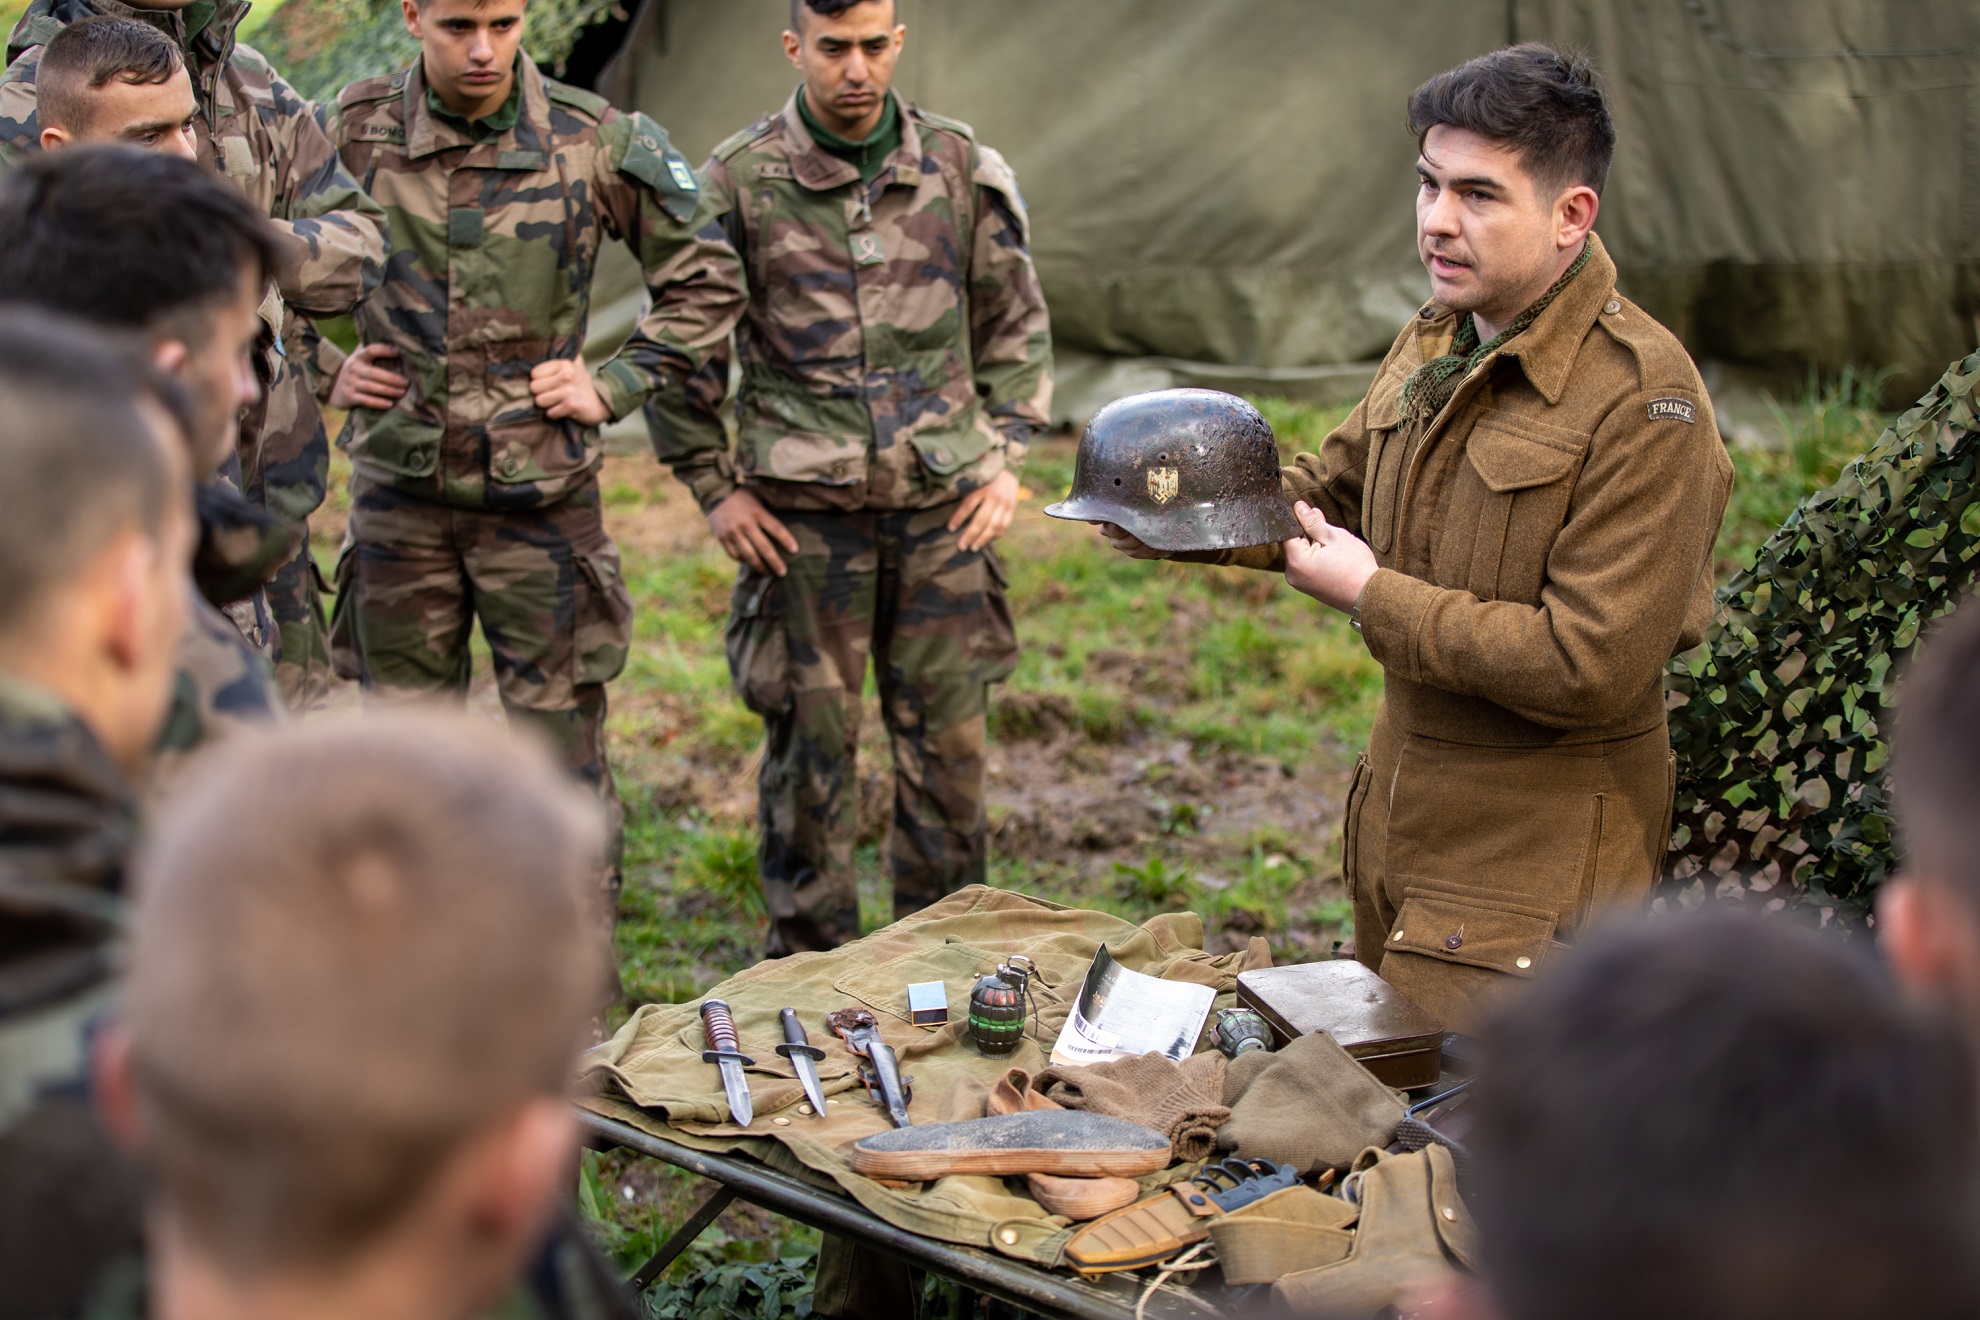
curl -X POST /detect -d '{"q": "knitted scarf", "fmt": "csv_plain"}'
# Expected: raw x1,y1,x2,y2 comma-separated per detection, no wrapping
1399,238,1593,426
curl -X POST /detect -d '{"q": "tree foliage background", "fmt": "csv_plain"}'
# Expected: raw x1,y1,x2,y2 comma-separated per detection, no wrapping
251,0,624,102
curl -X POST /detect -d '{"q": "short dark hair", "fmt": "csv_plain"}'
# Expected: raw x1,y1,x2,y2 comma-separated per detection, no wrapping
790,0,891,32
0,311,175,634
1469,911,1980,1320
37,15,184,135
0,146,278,342
1406,43,1615,196
130,713,604,1271
1893,598,1980,901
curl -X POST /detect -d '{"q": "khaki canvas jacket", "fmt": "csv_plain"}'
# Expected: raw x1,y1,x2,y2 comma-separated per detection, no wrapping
315,58,745,510
652,88,1053,514
1197,235,1732,1026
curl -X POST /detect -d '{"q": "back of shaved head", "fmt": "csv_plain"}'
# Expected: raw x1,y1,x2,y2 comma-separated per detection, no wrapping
127,712,606,1272
0,310,176,640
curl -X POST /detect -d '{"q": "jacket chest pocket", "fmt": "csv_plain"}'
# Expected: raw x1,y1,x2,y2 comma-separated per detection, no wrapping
1362,428,1406,556
1442,424,1583,603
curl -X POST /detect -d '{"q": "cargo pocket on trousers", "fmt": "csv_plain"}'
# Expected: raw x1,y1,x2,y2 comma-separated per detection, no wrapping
573,546,634,688
976,546,1020,685
1340,753,1372,904
326,538,363,682
724,567,792,716
1377,886,1558,1029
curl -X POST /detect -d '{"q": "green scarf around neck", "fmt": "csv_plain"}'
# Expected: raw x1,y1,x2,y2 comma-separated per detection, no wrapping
1399,238,1593,426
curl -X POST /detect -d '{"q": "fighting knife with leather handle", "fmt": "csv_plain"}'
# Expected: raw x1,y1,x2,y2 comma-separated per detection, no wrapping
774,1007,828,1116
700,999,754,1127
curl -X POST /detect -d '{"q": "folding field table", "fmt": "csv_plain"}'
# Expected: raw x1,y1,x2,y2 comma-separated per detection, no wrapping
579,1108,1241,1320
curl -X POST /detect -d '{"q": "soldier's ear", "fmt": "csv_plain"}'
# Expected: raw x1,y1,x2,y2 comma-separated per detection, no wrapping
402,0,423,38
1400,1274,1505,1320
38,125,69,152
91,1020,144,1154
150,338,189,381
1878,875,1973,1001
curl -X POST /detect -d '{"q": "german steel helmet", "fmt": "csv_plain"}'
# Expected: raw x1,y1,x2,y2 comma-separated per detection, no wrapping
1043,389,1300,552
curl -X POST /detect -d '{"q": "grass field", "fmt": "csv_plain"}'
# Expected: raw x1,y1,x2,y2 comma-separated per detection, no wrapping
309,376,1893,1308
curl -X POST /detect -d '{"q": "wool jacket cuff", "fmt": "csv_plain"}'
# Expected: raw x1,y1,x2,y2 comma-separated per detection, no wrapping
1356,567,1439,676
1170,542,1287,571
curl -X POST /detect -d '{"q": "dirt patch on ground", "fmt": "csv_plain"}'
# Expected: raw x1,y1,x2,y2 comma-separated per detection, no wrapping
311,445,1356,963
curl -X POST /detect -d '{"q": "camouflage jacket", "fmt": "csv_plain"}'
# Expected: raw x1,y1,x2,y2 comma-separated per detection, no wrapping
152,588,284,789
653,87,1053,514
0,0,388,525
0,671,131,1018
313,57,745,510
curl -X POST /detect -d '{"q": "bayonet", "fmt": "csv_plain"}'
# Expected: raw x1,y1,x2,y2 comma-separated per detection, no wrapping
774,1007,829,1117
700,999,754,1127
827,1006,913,1127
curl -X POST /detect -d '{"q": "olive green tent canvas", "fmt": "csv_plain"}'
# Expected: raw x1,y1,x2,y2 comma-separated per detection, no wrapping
258,0,1980,399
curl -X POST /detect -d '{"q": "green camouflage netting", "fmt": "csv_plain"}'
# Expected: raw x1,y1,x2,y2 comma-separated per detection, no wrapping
1664,350,1980,925
252,0,623,104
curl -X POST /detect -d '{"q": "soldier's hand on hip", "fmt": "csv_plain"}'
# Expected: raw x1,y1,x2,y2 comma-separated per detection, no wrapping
1283,501,1378,613
708,489,800,577
329,343,409,411
530,359,613,427
1092,521,1165,561
950,470,1020,552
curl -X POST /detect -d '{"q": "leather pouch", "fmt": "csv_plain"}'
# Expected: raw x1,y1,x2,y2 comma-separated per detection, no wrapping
1272,1146,1475,1317
1207,1185,1358,1285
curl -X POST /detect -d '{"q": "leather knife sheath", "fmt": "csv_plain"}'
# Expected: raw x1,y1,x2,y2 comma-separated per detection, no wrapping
1063,1181,1225,1275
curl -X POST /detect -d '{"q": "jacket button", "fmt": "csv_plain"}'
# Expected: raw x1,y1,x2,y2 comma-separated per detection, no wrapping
830,459,848,479
1604,299,1622,315
931,448,950,464
639,133,658,150
1444,933,1462,950
500,455,521,476
1441,1206,1457,1221
997,1228,1019,1246
1390,929,1404,942
1515,956,1533,970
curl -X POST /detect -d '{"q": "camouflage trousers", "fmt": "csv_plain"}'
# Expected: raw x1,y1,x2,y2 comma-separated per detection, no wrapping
726,503,1019,955
266,530,333,710
331,472,634,886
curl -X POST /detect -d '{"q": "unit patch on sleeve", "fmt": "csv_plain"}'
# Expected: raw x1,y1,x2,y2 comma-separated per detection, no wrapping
1647,397,1697,424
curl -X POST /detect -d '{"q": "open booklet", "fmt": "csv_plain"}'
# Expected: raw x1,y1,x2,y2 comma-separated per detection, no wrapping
1048,944,1217,1067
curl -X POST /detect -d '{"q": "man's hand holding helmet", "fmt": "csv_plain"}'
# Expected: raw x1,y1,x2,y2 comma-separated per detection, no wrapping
1283,501,1378,614
1092,520,1166,560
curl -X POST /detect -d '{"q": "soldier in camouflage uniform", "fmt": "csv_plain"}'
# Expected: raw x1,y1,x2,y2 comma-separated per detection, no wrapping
0,0,387,707
653,0,1051,955
0,315,194,1320
310,0,745,893
0,147,295,784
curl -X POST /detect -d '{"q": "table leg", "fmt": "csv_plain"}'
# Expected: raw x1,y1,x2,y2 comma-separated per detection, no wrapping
625,1185,738,1293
